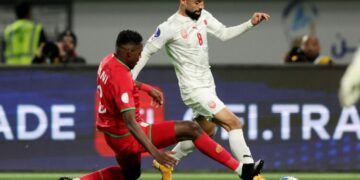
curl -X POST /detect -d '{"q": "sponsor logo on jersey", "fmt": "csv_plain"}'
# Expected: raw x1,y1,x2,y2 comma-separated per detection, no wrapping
181,29,188,39
154,27,161,37
208,100,217,109
121,93,129,103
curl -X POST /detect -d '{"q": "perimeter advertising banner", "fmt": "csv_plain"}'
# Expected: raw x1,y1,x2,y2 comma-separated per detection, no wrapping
0,66,359,171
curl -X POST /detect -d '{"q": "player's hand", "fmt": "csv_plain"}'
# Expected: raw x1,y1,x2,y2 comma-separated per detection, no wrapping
250,12,270,26
153,151,178,168
148,88,164,108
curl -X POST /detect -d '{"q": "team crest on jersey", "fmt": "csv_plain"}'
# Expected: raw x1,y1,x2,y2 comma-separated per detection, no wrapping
215,144,223,153
121,92,129,103
204,19,208,26
154,27,161,37
208,100,217,109
180,29,188,39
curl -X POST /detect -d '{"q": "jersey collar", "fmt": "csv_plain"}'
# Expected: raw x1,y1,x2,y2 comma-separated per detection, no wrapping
113,54,130,71
176,11,194,23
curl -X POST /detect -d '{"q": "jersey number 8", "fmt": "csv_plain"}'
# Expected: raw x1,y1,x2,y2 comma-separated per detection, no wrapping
197,32,203,46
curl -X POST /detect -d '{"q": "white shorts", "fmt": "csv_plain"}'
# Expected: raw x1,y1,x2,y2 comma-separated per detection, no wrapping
181,88,225,120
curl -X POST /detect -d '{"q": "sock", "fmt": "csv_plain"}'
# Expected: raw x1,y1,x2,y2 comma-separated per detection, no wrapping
229,129,254,163
170,140,195,160
80,166,124,180
193,132,240,171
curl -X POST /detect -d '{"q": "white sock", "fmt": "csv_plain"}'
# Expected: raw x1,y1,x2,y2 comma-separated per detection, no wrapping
170,140,195,161
234,163,244,176
229,129,254,164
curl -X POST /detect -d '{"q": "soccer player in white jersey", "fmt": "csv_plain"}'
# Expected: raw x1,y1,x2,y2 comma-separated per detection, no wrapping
132,0,269,179
339,46,360,107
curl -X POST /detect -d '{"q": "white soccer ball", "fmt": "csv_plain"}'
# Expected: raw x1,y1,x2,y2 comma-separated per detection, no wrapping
281,176,298,180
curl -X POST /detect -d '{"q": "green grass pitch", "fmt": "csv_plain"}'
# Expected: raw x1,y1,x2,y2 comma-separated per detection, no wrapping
0,172,359,180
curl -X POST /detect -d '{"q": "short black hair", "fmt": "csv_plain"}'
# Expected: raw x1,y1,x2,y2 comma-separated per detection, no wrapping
116,30,142,50
57,30,77,46
15,1,31,19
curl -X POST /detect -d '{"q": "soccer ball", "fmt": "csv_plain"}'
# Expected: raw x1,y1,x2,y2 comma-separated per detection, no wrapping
281,176,298,180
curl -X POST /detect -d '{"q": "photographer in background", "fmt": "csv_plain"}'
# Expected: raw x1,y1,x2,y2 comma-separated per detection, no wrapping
57,30,86,64
285,35,333,65
33,30,86,64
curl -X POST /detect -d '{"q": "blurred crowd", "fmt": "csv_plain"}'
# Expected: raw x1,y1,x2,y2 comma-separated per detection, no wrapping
0,1,85,65
0,1,344,66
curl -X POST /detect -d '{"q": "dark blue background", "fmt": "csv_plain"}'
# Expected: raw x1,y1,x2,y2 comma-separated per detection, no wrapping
0,66,359,172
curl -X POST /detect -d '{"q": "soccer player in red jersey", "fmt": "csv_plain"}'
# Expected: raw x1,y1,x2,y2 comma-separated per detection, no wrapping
62,30,263,180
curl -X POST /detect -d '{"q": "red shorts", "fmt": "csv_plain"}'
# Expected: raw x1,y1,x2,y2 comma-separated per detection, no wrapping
104,120,177,158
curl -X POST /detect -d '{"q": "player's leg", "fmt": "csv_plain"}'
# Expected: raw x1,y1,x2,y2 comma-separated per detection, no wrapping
174,121,263,179
116,154,141,180
182,88,263,177
103,132,142,180
150,120,252,175
170,116,217,161
169,88,220,162
195,116,218,137
186,88,254,164
213,107,254,164
79,166,124,180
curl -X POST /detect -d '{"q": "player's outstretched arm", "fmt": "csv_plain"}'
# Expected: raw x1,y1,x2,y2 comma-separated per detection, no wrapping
209,11,270,41
132,23,173,79
122,110,177,168
131,45,153,79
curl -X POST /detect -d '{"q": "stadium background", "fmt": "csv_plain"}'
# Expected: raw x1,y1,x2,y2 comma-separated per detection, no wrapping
0,0,360,179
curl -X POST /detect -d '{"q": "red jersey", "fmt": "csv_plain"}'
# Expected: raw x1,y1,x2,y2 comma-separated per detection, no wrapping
96,53,142,135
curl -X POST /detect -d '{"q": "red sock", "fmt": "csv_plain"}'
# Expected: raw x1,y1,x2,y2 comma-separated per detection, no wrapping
193,132,240,171
80,166,124,180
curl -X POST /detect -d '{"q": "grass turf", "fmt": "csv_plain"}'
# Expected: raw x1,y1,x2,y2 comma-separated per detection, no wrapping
0,172,359,180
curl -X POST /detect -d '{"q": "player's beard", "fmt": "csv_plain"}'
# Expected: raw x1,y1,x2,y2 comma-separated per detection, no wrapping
185,9,202,21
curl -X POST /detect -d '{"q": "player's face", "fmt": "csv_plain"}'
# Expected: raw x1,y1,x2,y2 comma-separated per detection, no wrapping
184,0,204,20
127,44,143,69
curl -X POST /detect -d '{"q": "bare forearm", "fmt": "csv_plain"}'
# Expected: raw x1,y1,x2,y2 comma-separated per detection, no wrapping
124,115,158,155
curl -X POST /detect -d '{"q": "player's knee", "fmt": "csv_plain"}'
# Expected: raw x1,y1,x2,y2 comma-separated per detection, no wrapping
186,121,203,136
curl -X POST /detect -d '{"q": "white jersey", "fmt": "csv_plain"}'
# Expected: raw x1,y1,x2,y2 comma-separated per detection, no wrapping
132,9,253,95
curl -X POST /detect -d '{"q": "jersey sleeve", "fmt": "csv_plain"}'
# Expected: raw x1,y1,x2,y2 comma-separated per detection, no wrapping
146,22,174,49
204,10,226,36
205,10,253,41
112,72,136,113
131,22,174,79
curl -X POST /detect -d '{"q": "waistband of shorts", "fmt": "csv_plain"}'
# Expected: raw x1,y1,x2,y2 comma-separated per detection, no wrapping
97,124,153,140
